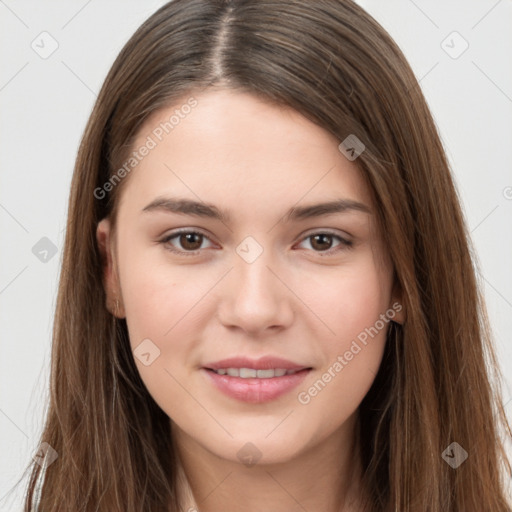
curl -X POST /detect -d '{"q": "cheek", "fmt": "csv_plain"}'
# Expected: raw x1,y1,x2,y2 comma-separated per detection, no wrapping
118,241,212,340
118,254,210,415
117,245,225,399
292,255,391,423
296,252,391,343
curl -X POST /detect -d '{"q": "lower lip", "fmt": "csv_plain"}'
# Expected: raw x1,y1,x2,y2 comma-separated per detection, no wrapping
201,368,311,403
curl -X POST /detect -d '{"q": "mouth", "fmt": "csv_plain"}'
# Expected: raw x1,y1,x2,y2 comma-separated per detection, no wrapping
203,367,311,378
201,366,313,403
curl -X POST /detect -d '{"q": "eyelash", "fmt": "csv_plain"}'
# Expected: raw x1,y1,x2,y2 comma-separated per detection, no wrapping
159,228,353,257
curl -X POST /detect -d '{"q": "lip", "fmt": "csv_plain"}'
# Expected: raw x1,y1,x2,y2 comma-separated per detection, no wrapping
201,356,312,403
202,356,310,371
202,368,311,403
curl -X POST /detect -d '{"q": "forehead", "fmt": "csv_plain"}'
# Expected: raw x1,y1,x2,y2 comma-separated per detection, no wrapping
118,89,373,219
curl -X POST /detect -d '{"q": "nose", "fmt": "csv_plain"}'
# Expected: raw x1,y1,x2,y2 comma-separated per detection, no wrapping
217,249,294,336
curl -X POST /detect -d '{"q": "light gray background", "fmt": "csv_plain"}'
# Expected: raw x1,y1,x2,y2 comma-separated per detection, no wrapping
1,1,511,509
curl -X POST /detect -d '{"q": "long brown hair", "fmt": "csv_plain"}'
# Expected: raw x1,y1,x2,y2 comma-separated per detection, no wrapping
19,0,511,510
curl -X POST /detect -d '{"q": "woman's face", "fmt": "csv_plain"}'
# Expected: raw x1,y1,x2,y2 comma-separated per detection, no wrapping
97,88,403,465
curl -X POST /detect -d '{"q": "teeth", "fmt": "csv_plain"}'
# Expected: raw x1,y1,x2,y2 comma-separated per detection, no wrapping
212,367,301,378
240,368,257,378
257,369,278,378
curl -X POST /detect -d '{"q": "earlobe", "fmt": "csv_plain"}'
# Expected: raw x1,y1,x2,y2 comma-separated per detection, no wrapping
96,218,125,318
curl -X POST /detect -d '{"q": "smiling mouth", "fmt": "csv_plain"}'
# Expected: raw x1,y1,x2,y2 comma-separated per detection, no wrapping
204,367,312,378
202,366,313,403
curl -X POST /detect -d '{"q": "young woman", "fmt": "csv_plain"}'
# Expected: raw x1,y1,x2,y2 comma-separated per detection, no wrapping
21,0,512,510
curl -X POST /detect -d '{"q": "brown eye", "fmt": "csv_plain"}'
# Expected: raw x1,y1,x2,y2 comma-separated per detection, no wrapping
160,230,214,254
178,232,203,251
296,231,353,255
310,234,335,251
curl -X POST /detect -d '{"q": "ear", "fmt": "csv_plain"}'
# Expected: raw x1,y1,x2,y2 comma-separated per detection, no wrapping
389,278,406,325
96,218,125,318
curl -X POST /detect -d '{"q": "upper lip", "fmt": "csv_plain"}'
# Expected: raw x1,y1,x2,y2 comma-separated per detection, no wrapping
203,356,311,371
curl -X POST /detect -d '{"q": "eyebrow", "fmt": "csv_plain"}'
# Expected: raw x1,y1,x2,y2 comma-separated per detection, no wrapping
141,196,371,223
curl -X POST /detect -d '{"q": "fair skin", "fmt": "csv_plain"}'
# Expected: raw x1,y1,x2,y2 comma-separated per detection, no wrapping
97,88,404,512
